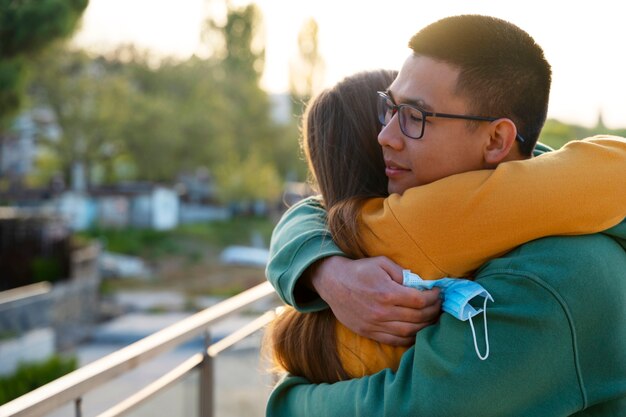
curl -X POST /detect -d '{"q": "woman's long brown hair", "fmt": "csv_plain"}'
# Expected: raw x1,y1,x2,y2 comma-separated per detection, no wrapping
268,69,396,383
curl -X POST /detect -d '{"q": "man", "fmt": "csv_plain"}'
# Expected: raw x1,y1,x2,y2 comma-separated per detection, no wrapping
266,15,626,416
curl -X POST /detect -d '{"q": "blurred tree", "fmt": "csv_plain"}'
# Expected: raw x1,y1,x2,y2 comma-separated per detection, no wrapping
268,117,308,184
538,114,620,149
208,2,265,80
266,17,326,185
213,148,282,202
23,1,307,204
120,53,232,182
204,2,283,202
539,119,578,149
205,2,268,154
0,0,88,125
289,18,325,116
29,47,136,188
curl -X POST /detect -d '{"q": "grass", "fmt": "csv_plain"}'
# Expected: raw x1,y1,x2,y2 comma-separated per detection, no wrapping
76,216,275,258
77,228,176,257
0,355,77,405
0,331,18,342
174,217,275,247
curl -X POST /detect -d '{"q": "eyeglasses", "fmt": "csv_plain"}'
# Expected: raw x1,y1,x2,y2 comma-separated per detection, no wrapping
377,91,525,143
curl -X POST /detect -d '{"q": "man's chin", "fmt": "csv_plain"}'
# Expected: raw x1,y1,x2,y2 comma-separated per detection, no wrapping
388,178,431,195
387,182,408,195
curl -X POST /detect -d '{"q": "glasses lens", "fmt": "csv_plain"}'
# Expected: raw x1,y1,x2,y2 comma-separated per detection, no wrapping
398,106,424,139
377,94,393,125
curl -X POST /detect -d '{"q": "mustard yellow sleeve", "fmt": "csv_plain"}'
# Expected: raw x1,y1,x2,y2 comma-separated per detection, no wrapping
359,135,626,278
335,321,407,378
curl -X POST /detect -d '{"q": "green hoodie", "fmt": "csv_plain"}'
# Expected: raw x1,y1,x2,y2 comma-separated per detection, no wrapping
266,226,626,416
265,140,626,416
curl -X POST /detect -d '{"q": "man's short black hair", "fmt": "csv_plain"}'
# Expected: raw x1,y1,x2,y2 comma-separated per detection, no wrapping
409,15,552,155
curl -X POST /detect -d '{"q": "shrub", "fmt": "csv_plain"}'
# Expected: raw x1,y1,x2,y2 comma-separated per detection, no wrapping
0,355,77,405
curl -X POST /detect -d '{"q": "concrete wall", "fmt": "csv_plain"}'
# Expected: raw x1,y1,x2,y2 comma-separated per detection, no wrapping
0,243,101,364
0,283,53,333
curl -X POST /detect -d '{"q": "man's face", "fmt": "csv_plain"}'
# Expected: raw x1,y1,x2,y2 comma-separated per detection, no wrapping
379,55,490,194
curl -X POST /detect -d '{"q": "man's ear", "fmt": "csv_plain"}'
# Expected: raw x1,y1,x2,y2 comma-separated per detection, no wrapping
483,118,519,166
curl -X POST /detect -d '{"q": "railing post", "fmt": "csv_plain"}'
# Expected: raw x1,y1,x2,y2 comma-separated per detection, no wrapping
199,329,214,417
74,397,82,417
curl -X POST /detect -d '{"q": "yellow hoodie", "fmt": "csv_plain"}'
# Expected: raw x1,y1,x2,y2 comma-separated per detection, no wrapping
336,136,626,377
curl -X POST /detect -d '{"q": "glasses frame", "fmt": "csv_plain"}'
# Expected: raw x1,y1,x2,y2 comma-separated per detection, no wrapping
377,91,525,143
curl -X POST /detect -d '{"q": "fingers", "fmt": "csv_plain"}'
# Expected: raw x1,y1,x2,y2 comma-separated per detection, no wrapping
354,289,442,344
365,296,441,325
386,301,442,325
376,256,405,284
357,302,442,345
384,285,441,310
409,287,442,309
313,255,446,345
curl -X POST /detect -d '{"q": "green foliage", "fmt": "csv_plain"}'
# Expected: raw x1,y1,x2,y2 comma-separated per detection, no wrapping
22,1,305,202
539,119,575,148
539,119,584,149
119,55,234,182
79,227,174,257
0,59,27,127
28,47,138,188
78,217,275,257
25,148,62,188
0,0,87,123
205,3,265,80
538,117,624,149
175,217,275,247
279,18,325,182
0,0,88,58
212,149,282,202
0,331,18,342
270,117,308,182
31,257,62,282
0,355,77,405
289,18,324,116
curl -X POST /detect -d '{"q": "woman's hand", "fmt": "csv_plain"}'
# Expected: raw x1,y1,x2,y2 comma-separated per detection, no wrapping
307,256,442,346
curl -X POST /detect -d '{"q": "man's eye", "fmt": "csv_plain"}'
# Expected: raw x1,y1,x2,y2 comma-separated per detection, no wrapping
407,109,424,123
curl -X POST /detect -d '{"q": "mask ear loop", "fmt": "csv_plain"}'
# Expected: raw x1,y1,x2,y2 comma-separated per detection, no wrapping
468,296,490,360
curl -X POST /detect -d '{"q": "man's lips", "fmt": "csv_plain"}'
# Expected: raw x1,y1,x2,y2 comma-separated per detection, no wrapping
384,160,410,177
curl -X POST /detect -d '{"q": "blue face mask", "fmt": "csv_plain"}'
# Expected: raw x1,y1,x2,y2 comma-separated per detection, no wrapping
403,270,494,360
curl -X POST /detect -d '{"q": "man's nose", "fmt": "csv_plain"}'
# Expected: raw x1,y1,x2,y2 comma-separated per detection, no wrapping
378,113,405,150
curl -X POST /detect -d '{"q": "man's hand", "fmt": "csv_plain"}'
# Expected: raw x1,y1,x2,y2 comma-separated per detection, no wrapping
306,256,442,346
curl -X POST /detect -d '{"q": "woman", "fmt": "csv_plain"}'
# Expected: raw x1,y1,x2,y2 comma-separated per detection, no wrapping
268,70,395,383
267,70,626,383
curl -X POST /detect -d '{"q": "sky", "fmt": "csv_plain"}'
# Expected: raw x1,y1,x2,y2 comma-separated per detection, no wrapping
73,0,626,128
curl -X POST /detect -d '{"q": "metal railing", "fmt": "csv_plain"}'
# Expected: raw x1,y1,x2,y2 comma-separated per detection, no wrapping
0,281,279,417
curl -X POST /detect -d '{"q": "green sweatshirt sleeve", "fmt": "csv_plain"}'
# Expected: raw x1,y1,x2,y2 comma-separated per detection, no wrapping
265,196,346,312
267,233,626,416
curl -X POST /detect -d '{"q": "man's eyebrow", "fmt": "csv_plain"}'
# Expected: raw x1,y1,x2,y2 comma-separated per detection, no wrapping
387,90,433,111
